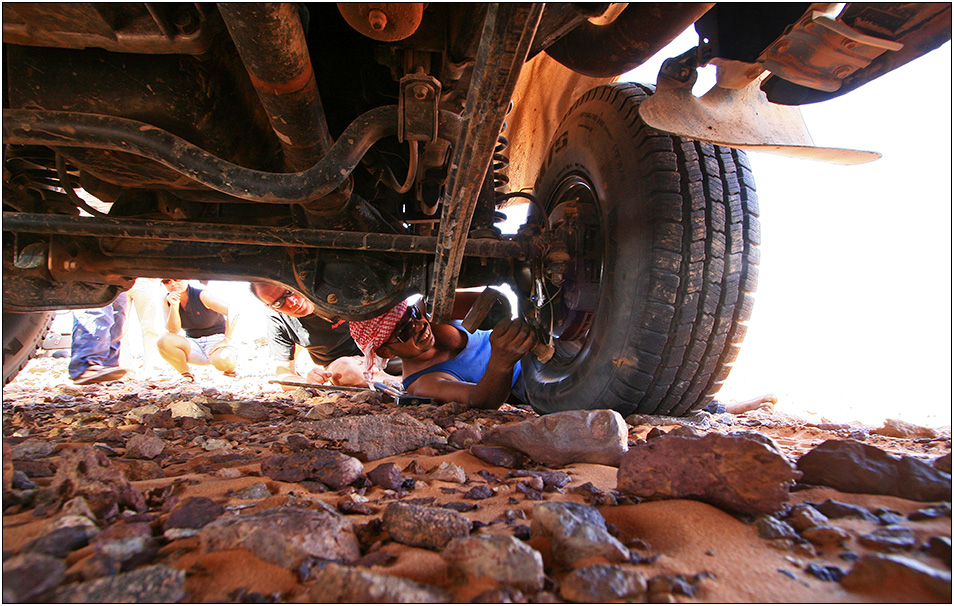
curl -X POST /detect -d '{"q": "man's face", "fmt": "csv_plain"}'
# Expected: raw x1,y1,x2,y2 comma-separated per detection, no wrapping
378,304,433,357
253,283,316,317
161,279,188,294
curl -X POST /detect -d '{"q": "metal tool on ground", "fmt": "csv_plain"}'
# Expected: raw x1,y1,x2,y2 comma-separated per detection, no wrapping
267,380,369,392
373,381,433,406
461,287,554,362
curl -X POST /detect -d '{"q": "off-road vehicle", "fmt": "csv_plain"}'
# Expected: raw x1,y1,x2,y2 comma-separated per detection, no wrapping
3,3,950,415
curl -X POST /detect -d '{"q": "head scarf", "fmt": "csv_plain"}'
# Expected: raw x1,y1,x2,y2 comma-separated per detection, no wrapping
349,299,409,382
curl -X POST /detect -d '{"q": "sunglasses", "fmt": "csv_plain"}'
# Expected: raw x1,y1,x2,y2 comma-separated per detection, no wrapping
161,279,178,285
268,289,295,310
385,305,423,345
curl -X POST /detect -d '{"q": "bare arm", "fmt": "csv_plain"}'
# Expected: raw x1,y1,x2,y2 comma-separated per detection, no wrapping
199,291,239,339
164,292,182,333
406,319,536,409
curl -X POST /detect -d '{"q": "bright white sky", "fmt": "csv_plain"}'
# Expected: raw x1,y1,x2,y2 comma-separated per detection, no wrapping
619,30,953,426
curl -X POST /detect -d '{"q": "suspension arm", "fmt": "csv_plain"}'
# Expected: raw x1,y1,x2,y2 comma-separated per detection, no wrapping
2,107,461,204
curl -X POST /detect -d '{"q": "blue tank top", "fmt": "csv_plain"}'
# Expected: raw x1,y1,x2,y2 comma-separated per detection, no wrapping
403,322,521,390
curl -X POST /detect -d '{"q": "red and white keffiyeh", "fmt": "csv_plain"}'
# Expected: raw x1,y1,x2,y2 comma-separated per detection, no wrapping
349,299,408,381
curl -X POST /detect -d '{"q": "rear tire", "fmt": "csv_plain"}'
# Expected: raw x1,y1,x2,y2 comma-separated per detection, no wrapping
523,83,759,417
3,311,55,385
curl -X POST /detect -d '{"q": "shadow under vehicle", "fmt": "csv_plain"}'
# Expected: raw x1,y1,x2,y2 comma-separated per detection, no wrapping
3,3,950,415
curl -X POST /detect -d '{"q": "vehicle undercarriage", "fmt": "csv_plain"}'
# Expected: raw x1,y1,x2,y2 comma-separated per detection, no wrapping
3,3,950,415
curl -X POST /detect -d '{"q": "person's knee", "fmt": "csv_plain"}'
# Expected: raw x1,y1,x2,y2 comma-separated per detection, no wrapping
156,333,179,352
210,347,238,372
328,357,365,387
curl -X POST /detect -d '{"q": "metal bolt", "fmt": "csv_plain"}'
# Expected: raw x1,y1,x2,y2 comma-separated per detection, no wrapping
776,40,791,53
833,65,852,79
412,84,430,100
843,40,858,50
390,275,402,285
326,293,338,304
63,259,78,272
368,9,387,31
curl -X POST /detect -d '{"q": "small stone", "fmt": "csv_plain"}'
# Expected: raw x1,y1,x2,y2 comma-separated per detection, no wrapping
200,506,360,569
560,565,647,603
125,404,160,424
53,564,185,603
841,554,951,601
443,535,545,592
168,400,212,420
309,413,447,461
89,521,157,565
801,525,851,549
141,410,175,430
909,502,952,521
229,401,270,422
202,438,232,451
786,504,829,532
934,453,952,474
464,484,495,500
260,450,363,489
308,563,450,602
47,446,146,519
448,427,481,449
12,438,55,460
858,526,918,552
383,502,471,550
530,502,629,566
755,515,800,540
215,467,242,479
2,553,66,602
232,481,272,500
926,536,952,565
22,525,97,558
873,418,941,439
428,462,466,484
114,458,165,481
164,496,226,530
11,470,36,490
124,433,165,460
286,434,313,452
812,499,880,522
806,563,844,582
367,462,406,490
470,445,526,469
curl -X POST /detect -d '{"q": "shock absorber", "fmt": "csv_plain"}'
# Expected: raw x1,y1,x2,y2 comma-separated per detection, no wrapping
492,130,510,195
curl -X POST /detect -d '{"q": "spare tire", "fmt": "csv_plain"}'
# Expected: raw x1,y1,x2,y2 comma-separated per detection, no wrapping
523,83,759,417
3,311,55,385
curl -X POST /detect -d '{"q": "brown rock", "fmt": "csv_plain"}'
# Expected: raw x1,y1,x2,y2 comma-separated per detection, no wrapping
617,432,796,515
52,564,186,603
786,504,830,532
483,409,628,467
367,462,407,490
308,563,450,602
796,440,951,502
841,554,951,601
2,553,66,602
200,506,360,569
559,565,647,603
48,446,145,518
530,502,629,566
801,525,851,549
383,502,472,550
470,445,526,469
164,496,226,530
443,535,545,592
124,433,165,460
260,450,363,489
873,418,940,439
308,412,447,461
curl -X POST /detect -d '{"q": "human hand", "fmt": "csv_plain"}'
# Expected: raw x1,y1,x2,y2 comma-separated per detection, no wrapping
165,291,181,307
489,318,537,367
305,367,334,385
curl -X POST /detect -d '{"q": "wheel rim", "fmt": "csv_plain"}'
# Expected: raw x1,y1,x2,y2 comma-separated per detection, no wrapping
544,173,604,363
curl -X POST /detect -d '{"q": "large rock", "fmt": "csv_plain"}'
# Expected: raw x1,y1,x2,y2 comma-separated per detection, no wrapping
308,563,450,603
200,506,360,569
383,502,471,550
53,564,186,603
617,432,796,515
796,440,951,502
260,450,363,489
482,409,628,467
530,502,629,566
442,535,545,592
47,446,145,518
841,554,951,601
308,413,447,461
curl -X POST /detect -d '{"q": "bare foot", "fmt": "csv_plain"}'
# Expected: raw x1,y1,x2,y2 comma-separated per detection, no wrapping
725,394,778,414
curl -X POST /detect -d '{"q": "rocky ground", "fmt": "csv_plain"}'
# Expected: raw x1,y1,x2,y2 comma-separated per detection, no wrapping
2,353,951,603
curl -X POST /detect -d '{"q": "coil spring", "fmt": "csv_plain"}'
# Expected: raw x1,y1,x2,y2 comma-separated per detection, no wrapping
492,128,510,194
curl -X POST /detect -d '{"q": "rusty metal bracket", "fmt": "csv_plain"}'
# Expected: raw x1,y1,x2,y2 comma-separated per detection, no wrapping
761,10,904,93
428,3,544,323
398,70,441,143
639,58,882,165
